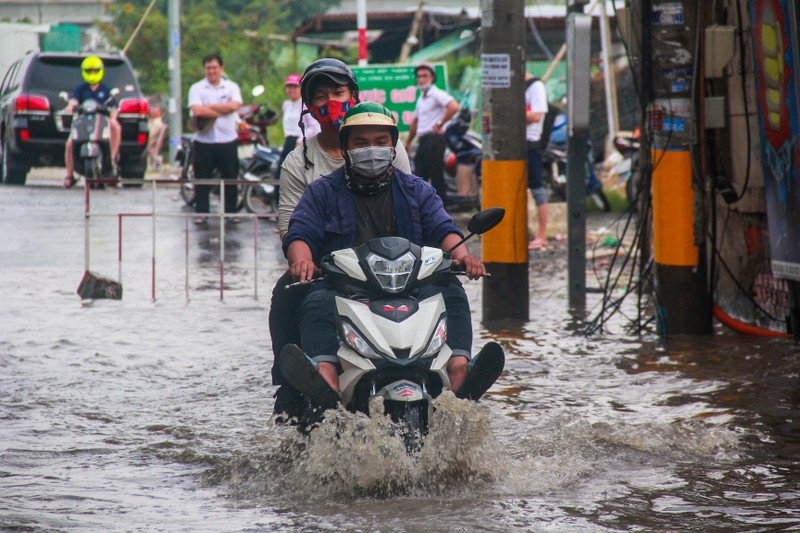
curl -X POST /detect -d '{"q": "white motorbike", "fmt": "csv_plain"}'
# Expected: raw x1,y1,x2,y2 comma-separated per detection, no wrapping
280,208,506,452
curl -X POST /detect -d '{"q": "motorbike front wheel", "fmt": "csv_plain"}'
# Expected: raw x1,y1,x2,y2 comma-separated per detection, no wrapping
243,183,278,217
83,157,102,180
385,401,427,454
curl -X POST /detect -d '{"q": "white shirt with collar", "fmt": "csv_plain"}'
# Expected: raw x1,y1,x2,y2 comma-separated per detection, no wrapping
413,85,454,137
188,77,243,143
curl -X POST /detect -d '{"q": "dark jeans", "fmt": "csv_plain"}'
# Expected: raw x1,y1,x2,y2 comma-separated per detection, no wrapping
526,140,545,190
300,280,473,362
414,133,448,202
193,140,239,214
269,269,309,385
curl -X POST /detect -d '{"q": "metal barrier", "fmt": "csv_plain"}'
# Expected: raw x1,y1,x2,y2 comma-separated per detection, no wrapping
84,176,277,301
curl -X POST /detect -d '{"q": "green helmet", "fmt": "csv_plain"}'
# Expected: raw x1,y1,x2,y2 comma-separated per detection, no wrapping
81,56,104,85
338,102,399,147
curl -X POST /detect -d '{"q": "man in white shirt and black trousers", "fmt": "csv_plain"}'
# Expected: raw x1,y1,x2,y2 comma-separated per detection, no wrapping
405,62,459,203
187,53,242,224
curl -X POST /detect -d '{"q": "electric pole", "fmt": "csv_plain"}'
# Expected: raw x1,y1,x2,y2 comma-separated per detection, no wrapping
480,0,528,321
167,0,182,163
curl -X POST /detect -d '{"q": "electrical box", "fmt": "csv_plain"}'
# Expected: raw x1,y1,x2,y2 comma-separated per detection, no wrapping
705,96,726,129
705,25,736,78
567,14,592,137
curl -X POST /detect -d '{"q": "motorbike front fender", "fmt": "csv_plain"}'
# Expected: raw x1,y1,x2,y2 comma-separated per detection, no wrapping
80,143,101,158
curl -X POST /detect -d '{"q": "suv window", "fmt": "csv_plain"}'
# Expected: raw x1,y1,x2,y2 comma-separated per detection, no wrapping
26,57,139,96
2,60,22,95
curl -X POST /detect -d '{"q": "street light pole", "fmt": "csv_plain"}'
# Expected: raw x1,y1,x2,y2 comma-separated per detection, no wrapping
167,0,182,163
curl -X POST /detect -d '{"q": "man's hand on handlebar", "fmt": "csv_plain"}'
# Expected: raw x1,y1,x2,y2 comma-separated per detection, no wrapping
452,254,486,280
290,259,318,284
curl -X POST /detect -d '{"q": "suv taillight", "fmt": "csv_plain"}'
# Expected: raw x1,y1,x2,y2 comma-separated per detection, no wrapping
15,94,50,113
119,98,149,116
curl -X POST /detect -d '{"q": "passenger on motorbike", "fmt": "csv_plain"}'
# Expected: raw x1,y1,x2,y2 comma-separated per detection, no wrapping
62,56,121,189
280,102,485,407
276,58,411,240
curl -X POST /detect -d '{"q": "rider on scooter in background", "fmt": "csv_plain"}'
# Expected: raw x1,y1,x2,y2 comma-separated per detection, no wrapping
62,56,121,189
278,102,503,413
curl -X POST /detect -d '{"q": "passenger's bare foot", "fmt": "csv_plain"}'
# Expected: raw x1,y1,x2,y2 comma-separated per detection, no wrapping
528,238,547,251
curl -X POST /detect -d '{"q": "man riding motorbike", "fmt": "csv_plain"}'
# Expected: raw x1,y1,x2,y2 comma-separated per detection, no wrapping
278,102,502,413
62,56,121,189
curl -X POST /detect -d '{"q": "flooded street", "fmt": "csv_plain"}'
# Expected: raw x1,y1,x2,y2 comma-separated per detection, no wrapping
2,180,800,531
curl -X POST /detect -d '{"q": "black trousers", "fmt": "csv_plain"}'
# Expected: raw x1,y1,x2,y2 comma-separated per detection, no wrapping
269,270,309,385
193,140,239,214
414,133,448,201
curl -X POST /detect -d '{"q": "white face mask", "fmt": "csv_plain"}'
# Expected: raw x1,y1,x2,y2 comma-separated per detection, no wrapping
347,146,394,178
417,82,432,92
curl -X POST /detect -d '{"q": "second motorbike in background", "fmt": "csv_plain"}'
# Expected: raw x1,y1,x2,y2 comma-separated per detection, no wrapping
59,88,119,187
542,113,611,212
443,104,481,211
236,84,278,154
177,86,278,213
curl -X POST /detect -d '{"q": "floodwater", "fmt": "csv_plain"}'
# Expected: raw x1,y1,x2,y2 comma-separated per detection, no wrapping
2,183,800,531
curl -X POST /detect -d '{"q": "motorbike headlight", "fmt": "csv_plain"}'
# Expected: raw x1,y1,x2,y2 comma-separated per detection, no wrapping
341,320,385,359
366,251,415,293
420,317,447,358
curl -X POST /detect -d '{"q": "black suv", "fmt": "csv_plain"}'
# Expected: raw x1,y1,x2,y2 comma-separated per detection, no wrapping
0,50,150,185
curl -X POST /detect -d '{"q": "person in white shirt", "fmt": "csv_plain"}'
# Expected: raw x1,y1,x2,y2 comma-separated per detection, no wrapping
187,53,242,224
277,58,411,240
525,71,550,250
404,62,459,202
276,73,320,181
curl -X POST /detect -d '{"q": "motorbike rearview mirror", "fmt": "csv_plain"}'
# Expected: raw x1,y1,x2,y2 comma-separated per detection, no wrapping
59,91,69,102
467,207,505,235
446,207,506,254
252,85,265,97
110,88,120,97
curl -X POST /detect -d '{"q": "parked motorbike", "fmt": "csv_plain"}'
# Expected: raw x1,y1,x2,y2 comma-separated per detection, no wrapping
59,88,119,187
285,208,506,453
240,143,282,215
542,113,611,212
176,134,246,211
236,85,279,151
443,102,481,211
612,128,642,210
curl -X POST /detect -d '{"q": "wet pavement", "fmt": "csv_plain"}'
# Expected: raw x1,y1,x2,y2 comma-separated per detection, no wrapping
2,174,800,531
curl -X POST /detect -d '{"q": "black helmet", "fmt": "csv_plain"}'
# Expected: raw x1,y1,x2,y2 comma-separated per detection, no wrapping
414,62,437,84
300,58,359,104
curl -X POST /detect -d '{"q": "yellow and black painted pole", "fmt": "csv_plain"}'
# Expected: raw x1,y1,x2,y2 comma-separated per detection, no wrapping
642,0,711,335
480,0,528,321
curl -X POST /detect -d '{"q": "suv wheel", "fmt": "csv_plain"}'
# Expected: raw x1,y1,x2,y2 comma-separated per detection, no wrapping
1,135,30,185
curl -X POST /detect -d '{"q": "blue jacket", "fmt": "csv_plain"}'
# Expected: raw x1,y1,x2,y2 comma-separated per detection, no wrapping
283,168,462,262
72,83,117,108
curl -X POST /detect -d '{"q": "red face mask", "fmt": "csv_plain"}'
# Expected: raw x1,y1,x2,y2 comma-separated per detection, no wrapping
307,99,356,133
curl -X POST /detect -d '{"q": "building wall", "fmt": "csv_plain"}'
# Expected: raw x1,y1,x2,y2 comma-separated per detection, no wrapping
0,0,105,25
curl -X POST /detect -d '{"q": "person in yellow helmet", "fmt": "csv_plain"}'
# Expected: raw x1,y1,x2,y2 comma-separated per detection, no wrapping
62,56,122,189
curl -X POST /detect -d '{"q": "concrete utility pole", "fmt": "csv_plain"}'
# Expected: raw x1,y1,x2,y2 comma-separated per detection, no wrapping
644,0,712,335
565,1,592,310
167,0,182,163
480,0,528,321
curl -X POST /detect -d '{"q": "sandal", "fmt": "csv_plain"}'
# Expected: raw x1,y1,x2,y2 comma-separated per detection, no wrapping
62,175,77,189
527,239,547,251
456,341,505,401
278,344,340,409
